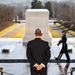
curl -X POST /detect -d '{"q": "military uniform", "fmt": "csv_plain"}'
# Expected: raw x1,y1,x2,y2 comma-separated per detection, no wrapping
55,34,70,61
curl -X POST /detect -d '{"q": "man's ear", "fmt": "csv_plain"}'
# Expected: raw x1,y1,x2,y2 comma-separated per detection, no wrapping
40,33,43,36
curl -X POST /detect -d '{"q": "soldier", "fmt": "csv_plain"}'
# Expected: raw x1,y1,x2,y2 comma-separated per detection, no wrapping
54,30,70,62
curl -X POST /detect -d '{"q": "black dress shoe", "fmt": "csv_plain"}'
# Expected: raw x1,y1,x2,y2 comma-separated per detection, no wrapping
65,60,70,62
54,57,59,60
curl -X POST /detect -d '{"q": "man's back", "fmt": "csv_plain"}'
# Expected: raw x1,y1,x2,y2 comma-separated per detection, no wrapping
26,28,51,75
27,38,50,64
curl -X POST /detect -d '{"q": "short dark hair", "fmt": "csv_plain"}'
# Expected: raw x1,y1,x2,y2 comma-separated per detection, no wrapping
62,30,67,33
35,28,43,36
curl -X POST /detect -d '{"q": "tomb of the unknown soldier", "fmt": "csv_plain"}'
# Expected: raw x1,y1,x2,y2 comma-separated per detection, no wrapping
23,9,52,45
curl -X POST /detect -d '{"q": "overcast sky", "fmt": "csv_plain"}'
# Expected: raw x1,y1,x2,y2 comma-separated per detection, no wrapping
0,0,71,4
0,0,63,3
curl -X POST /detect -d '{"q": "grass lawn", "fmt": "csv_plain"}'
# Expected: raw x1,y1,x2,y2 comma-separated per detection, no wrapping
0,23,19,37
11,26,26,38
68,30,75,36
55,23,75,36
0,23,61,38
11,25,61,38
49,26,61,38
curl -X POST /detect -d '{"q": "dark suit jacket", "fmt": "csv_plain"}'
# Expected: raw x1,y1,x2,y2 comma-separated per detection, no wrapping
26,38,51,67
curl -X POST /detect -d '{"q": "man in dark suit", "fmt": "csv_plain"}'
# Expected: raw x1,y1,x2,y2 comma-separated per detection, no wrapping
26,28,51,75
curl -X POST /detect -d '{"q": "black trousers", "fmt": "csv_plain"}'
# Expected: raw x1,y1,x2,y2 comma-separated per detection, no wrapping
31,67,47,75
57,50,70,60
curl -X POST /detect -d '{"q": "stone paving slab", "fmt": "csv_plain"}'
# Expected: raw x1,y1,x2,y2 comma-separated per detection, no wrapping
0,38,74,75
0,38,22,42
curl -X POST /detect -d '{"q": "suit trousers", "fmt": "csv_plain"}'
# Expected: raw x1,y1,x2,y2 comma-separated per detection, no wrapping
31,67,47,75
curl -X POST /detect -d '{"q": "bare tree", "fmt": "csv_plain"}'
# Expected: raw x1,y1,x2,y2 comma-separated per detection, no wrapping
0,4,15,31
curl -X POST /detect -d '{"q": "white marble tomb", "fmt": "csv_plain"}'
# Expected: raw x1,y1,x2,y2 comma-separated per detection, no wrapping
23,9,52,45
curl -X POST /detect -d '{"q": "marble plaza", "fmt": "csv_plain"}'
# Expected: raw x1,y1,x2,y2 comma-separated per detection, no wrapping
0,38,75,75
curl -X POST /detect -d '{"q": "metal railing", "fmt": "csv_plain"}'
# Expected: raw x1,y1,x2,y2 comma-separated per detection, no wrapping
0,59,74,63
71,67,75,75
0,59,75,75
0,67,13,75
